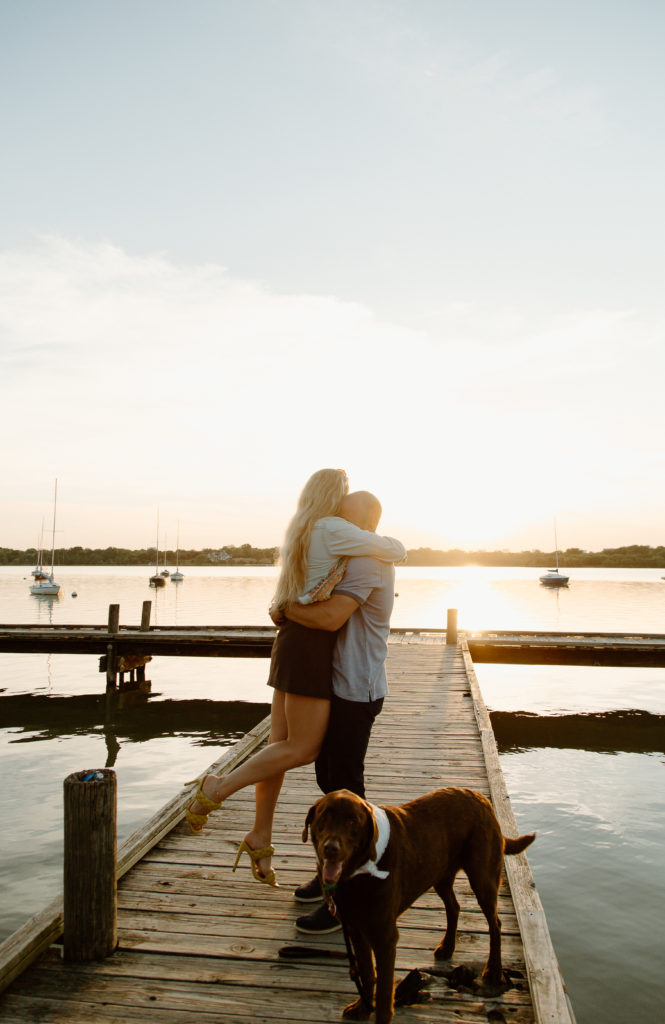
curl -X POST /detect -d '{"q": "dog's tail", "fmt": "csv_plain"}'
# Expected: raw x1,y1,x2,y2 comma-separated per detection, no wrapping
504,832,536,856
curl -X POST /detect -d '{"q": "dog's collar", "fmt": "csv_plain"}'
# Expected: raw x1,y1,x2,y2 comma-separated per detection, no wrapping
350,803,390,880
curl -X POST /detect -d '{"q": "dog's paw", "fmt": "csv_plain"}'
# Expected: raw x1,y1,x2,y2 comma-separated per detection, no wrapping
481,965,504,988
342,998,372,1020
433,938,455,961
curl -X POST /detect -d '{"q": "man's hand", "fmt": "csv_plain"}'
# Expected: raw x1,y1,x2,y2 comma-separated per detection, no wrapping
285,593,360,631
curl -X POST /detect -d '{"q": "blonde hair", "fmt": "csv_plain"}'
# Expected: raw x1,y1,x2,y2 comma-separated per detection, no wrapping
272,468,349,609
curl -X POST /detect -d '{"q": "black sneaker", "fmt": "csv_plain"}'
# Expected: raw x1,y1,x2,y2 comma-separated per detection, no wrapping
293,876,323,903
295,903,342,935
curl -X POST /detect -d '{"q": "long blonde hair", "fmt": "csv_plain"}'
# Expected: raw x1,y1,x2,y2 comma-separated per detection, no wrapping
272,468,349,609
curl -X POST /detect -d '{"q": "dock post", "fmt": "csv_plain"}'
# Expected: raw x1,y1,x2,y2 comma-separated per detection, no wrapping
446,608,458,645
140,600,152,631
106,605,120,690
63,768,117,961
105,643,117,691
107,604,120,633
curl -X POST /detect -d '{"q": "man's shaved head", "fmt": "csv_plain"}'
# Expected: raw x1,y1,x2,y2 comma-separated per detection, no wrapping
340,491,382,532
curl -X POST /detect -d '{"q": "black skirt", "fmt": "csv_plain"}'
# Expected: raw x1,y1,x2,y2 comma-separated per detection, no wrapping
267,618,335,699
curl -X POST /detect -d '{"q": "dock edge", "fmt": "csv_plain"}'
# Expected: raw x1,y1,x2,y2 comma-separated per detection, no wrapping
461,637,576,1024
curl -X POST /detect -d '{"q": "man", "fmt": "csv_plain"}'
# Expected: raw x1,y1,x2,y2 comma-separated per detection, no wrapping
280,490,403,934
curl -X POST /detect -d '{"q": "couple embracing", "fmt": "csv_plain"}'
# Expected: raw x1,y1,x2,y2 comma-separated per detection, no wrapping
186,468,405,933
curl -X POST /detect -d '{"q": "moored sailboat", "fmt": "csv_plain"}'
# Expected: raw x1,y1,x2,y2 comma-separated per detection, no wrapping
160,537,170,577
539,518,570,587
171,522,184,581
30,482,61,597
149,514,166,587
31,520,49,580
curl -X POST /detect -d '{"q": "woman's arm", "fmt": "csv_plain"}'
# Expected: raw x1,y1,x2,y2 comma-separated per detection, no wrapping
298,555,348,605
325,518,406,563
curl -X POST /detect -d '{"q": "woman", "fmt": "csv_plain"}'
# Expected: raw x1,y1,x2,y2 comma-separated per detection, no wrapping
185,467,403,885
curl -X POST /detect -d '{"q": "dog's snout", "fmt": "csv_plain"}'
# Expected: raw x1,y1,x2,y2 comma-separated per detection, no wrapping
322,837,342,859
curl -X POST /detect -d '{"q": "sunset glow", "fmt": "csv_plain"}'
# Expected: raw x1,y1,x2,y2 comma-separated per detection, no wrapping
1,3,664,552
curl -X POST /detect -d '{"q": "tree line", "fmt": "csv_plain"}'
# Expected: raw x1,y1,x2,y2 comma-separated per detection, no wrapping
2,543,665,568
404,545,665,567
0,544,279,567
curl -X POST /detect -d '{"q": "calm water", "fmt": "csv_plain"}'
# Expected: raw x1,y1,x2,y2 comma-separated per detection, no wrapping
1,565,664,1023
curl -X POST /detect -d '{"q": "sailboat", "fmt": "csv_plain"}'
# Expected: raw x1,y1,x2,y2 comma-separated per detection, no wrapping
149,514,166,587
160,537,170,577
171,523,184,581
31,520,49,580
539,518,570,587
30,481,61,596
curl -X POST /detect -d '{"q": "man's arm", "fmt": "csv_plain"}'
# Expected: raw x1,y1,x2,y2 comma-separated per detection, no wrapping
284,593,360,631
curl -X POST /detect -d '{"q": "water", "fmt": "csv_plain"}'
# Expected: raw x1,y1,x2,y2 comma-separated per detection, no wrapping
1,565,664,1023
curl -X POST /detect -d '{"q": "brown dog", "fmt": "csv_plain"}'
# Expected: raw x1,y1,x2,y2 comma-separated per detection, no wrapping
302,787,535,1023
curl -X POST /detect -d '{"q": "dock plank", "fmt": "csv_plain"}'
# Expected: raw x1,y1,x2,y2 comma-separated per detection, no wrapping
0,639,573,1023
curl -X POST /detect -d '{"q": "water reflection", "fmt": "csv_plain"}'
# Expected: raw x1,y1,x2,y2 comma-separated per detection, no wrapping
1,694,271,767
502,747,665,1024
491,709,665,754
32,594,59,621
5,691,662,764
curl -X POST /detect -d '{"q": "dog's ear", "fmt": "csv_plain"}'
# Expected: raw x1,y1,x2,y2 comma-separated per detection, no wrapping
302,804,317,843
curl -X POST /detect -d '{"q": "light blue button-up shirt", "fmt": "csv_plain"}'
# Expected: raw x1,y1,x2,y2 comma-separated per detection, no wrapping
332,555,396,702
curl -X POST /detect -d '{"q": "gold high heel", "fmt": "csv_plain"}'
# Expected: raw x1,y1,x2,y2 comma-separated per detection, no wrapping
232,839,278,887
184,776,222,834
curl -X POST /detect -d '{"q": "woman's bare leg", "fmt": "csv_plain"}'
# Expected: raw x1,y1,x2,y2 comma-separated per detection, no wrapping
203,691,329,801
244,691,288,877
188,689,330,872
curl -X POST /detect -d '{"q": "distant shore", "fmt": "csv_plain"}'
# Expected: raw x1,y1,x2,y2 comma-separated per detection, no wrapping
2,543,665,569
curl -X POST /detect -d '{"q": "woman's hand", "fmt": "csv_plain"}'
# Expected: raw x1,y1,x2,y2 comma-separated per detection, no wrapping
269,604,285,626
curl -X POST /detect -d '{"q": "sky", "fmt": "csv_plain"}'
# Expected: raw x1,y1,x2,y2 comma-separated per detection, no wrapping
1,0,664,553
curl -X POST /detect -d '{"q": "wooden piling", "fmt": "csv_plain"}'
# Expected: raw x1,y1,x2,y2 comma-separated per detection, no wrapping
105,605,120,691
107,604,120,633
140,600,151,631
446,607,458,645
63,768,117,962
105,643,116,690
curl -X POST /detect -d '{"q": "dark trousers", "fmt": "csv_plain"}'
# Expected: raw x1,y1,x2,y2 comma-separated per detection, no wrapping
315,693,384,799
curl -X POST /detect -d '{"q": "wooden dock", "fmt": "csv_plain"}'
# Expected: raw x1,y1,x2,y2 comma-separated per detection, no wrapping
0,638,573,1023
466,629,665,666
2,620,665,668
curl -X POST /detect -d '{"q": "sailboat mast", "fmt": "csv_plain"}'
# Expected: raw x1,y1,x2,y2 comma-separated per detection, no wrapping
50,479,58,576
155,512,160,574
554,516,560,572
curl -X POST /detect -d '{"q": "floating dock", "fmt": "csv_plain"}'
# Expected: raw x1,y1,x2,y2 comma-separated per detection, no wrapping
0,636,573,1022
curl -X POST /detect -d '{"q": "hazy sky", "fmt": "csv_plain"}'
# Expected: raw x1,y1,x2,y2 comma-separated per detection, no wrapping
1,0,664,552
